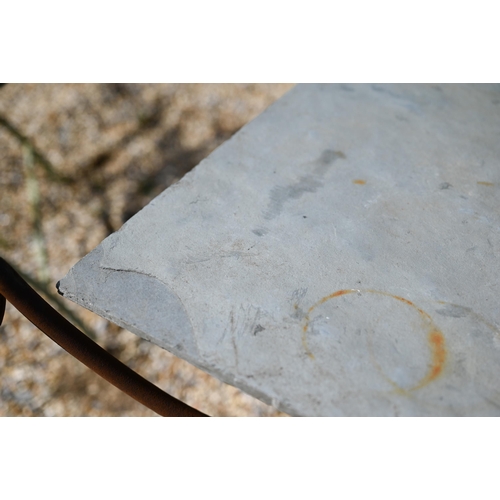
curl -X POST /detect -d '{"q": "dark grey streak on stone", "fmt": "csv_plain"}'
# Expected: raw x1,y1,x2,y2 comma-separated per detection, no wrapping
435,304,470,318
253,324,265,335
262,149,345,220
370,84,420,113
371,84,403,99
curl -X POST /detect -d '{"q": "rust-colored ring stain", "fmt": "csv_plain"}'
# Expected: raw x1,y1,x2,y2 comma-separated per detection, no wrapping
302,289,447,392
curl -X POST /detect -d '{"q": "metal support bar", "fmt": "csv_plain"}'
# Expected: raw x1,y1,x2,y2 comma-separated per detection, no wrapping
0,257,207,417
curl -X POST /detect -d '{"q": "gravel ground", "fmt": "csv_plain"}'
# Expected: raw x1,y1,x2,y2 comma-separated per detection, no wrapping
0,83,294,416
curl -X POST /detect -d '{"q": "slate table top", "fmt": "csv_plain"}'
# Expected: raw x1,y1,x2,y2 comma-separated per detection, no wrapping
59,84,500,416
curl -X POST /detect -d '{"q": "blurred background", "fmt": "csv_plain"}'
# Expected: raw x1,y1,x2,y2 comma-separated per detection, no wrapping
0,83,294,416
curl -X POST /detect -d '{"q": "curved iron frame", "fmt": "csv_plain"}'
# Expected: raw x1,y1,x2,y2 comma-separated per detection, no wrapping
0,257,207,417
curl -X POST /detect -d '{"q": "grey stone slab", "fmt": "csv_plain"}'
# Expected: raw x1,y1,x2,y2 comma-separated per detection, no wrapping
58,84,500,416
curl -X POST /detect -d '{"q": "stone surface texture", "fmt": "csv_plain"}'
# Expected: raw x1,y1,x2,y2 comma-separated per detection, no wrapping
59,84,500,416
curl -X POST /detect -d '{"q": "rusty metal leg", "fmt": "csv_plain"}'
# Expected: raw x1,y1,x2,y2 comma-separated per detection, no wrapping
0,257,207,417
0,292,5,326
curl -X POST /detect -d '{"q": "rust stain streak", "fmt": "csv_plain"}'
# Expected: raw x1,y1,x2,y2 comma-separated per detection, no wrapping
417,308,431,320
367,289,433,321
394,296,414,306
412,329,447,390
353,179,366,185
301,315,314,359
309,289,355,312
430,330,446,378
477,181,494,186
